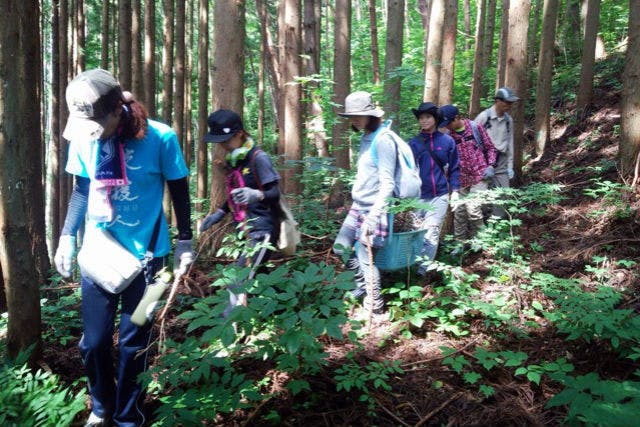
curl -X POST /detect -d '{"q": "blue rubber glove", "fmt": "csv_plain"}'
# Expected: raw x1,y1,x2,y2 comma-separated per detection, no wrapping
174,239,194,275
54,235,76,279
508,168,515,179
230,187,264,205
482,165,495,180
200,209,226,232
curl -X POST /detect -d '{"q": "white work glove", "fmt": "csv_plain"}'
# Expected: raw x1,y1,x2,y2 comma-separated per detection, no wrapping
230,187,264,205
508,168,515,180
199,209,226,232
174,239,194,275
450,191,461,211
482,165,495,180
54,235,76,279
359,214,379,240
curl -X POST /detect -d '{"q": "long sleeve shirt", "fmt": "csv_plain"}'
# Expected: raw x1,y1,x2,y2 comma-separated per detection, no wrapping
408,130,460,199
449,119,498,188
474,106,514,171
351,130,396,215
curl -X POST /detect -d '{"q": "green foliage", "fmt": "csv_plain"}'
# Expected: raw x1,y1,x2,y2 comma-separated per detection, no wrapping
546,373,640,427
531,272,640,351
333,355,404,413
386,263,480,338
583,179,633,219
144,262,354,424
0,347,85,427
40,290,82,346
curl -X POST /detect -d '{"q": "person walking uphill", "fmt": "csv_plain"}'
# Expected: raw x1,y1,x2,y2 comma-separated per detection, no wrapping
333,91,394,316
199,109,281,317
439,105,498,244
53,69,194,427
474,87,519,187
408,102,460,275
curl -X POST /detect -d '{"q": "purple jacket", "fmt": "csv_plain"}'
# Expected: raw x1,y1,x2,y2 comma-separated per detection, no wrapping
408,130,460,199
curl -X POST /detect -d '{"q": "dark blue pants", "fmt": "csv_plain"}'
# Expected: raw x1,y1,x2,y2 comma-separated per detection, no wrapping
79,258,164,427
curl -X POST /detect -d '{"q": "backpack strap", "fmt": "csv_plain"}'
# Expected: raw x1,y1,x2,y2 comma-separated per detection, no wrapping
420,134,448,176
248,148,264,191
470,121,489,164
369,121,391,168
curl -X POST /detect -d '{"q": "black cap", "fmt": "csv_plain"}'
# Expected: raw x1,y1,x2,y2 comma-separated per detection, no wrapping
412,101,440,121
438,105,460,127
204,109,244,143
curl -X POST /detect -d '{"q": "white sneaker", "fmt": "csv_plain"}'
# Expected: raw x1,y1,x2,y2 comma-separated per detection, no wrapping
84,412,107,427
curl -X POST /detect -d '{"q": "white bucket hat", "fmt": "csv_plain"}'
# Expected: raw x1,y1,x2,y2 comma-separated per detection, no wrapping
338,91,384,117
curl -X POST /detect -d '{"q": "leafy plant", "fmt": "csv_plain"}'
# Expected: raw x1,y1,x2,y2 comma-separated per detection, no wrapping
144,262,355,425
583,179,633,219
546,373,640,426
0,347,86,427
333,355,404,413
40,290,82,346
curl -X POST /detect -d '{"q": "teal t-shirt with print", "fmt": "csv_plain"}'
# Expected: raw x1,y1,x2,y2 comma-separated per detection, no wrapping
65,119,188,259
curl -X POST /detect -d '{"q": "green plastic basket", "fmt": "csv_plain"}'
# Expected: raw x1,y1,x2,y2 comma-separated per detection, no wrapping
375,213,425,271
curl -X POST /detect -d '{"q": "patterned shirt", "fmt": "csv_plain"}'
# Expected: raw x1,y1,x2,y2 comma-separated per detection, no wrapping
449,119,498,188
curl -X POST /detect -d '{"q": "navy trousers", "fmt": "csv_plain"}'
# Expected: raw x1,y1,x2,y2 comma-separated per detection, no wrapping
79,257,164,427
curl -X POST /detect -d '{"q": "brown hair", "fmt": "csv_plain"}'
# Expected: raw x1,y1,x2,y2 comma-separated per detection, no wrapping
119,92,149,140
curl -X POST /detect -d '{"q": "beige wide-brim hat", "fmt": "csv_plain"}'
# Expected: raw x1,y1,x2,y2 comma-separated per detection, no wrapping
338,91,385,117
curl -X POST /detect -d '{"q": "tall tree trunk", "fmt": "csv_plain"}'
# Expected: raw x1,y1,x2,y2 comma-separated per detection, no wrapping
131,0,143,98
482,0,497,85
161,0,174,124
76,0,85,72
161,0,175,221
562,0,581,61
383,0,404,121
438,0,457,105
469,0,486,118
418,0,432,77
210,0,246,218
118,0,132,89
256,0,282,129
368,0,381,85
463,0,471,51
495,0,509,90
282,0,303,196
195,0,208,232
332,0,351,174
533,0,559,159
144,0,156,116
258,26,265,146
303,0,327,157
50,0,62,250
111,0,117,74
184,0,194,168
527,0,542,69
575,0,600,117
423,0,444,102
59,0,70,233
173,0,186,151
0,0,45,362
619,0,640,178
504,0,531,182
100,0,109,70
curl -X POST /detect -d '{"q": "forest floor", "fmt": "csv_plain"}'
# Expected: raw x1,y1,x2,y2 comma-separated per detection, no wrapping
42,82,640,426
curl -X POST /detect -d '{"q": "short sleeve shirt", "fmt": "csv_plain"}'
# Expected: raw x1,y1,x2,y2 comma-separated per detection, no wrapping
235,147,280,232
65,119,189,258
